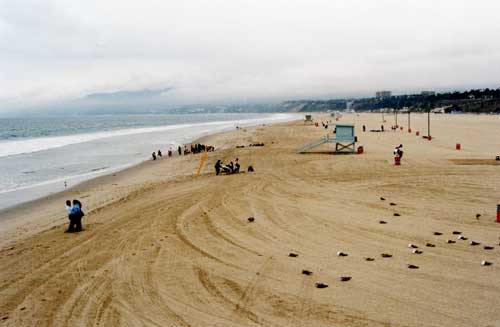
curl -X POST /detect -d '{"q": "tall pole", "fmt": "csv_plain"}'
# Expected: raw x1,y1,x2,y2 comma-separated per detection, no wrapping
427,109,431,138
408,110,411,132
395,109,398,127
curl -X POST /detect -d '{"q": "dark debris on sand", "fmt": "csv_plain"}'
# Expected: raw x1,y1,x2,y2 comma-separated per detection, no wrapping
302,270,312,276
315,283,328,289
289,253,298,258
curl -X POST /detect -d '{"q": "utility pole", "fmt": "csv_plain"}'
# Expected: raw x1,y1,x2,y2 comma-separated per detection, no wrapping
408,110,411,132
427,109,431,138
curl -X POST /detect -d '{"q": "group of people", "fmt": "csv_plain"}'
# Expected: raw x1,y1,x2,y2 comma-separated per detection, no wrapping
65,199,85,233
152,144,215,160
214,158,241,175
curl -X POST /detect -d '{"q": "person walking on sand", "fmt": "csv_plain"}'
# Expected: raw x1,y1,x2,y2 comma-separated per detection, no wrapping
152,152,157,160
215,160,222,175
397,144,403,159
234,158,240,173
69,199,84,232
178,145,182,156
157,149,162,157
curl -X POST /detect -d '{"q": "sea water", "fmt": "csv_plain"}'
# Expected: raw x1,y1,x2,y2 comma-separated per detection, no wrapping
0,113,299,210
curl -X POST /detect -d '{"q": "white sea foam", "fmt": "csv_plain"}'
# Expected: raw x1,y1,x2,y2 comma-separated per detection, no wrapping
0,114,297,158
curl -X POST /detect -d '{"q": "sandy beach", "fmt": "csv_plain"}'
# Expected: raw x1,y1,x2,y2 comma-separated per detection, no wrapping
1,113,499,326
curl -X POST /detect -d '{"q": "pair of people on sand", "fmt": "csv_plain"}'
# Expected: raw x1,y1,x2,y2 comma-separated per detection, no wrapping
65,199,85,233
393,144,404,159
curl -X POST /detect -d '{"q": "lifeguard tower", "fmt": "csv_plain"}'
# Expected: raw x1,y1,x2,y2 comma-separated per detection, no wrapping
296,123,356,154
304,115,313,125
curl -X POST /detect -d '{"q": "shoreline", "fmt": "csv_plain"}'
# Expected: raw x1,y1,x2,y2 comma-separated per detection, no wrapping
0,117,300,246
0,113,301,214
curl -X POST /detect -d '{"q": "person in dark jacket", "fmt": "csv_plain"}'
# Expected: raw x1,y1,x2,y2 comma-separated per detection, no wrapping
215,160,222,175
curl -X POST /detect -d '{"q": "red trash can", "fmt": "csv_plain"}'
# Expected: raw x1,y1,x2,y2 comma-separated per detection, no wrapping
456,143,461,150
357,146,364,154
428,135,432,141
497,204,500,223
416,131,420,136
394,156,401,166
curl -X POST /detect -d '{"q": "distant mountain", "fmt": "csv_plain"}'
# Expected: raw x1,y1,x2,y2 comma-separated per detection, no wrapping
85,88,172,101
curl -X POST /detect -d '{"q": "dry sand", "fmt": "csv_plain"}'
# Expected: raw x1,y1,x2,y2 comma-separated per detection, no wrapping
1,113,499,326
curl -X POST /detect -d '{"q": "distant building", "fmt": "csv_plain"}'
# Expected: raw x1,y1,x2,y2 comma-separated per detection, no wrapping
421,91,436,96
376,91,392,99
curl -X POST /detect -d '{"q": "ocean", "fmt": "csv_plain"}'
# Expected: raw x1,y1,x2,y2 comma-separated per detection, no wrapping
0,113,299,210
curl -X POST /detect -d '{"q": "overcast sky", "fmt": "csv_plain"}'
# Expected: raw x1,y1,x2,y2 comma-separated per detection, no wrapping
1,0,500,111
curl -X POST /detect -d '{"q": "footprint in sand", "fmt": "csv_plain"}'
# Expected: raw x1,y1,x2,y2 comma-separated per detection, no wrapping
365,257,375,261
458,235,468,240
470,241,480,246
380,197,386,201
340,276,352,282
379,220,387,224
408,244,418,249
484,246,494,250
393,213,401,217
302,270,313,276
425,243,435,247
407,264,419,269
247,217,255,222
337,251,348,257
390,203,397,206
412,249,423,254
452,231,462,235
446,240,456,244
315,283,328,289
381,253,392,258
289,253,298,258
434,232,443,236
481,261,492,266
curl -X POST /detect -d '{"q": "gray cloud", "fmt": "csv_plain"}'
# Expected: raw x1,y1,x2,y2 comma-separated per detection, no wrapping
1,0,500,111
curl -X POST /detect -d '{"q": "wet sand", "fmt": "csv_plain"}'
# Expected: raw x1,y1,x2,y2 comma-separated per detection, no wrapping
1,113,499,326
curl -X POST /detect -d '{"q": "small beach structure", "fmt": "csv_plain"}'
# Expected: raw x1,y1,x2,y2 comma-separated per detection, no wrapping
304,115,313,125
296,123,357,154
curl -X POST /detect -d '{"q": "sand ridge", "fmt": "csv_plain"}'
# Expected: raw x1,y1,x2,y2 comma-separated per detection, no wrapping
0,113,499,326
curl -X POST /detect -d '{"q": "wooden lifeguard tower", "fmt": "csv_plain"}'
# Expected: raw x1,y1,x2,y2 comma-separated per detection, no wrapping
304,115,313,125
296,123,356,154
